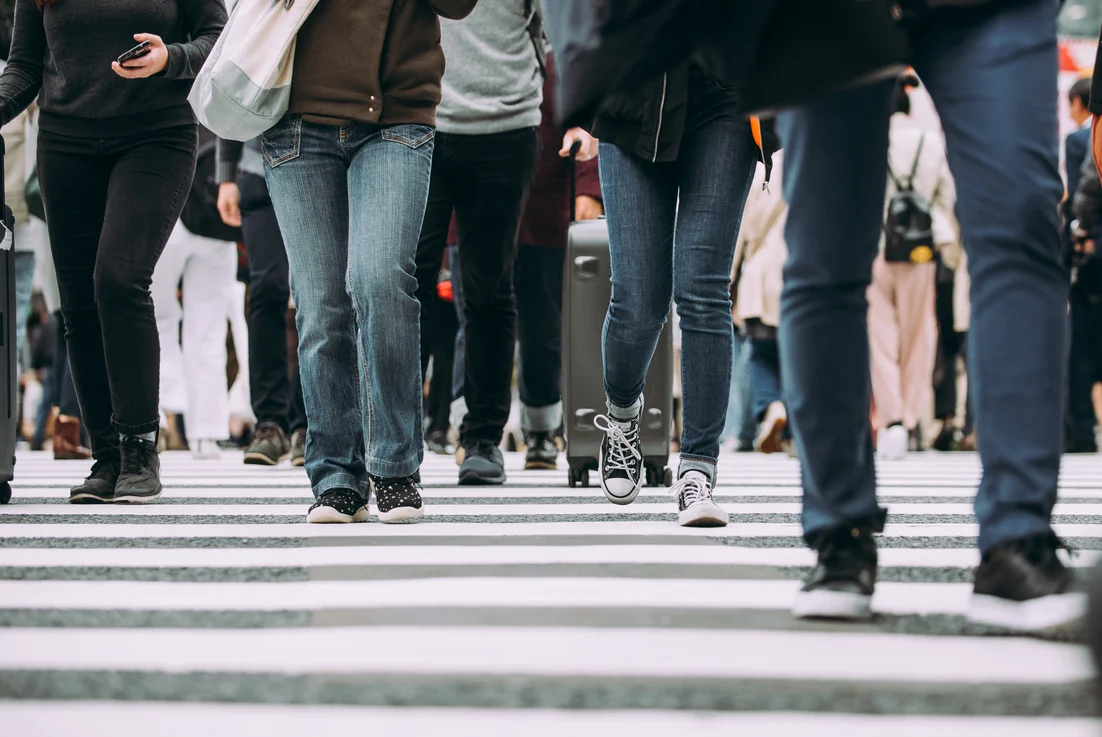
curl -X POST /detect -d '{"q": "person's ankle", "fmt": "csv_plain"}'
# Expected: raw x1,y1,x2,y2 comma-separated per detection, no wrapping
608,397,642,422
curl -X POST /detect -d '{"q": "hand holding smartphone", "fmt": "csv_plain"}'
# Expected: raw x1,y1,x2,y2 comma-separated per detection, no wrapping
117,40,152,67
111,34,168,79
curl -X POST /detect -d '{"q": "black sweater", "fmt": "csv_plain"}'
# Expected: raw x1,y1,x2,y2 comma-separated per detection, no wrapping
0,0,225,137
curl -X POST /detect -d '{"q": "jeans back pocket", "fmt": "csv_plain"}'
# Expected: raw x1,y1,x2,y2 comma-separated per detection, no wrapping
380,124,435,150
261,115,303,168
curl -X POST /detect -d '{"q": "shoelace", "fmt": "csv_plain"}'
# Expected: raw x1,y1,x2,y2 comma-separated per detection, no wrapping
119,436,152,475
669,473,712,506
593,414,641,473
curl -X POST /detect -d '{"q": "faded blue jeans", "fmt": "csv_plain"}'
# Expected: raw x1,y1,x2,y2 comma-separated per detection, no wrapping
778,0,1066,552
599,72,758,480
263,116,433,498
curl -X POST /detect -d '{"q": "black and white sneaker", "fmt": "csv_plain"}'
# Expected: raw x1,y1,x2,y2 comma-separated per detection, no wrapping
793,525,879,621
307,488,369,524
671,470,728,527
969,532,1086,634
595,413,643,505
371,474,425,523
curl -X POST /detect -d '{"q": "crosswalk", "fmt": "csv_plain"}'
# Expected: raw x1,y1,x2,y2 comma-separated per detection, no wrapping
0,449,1098,735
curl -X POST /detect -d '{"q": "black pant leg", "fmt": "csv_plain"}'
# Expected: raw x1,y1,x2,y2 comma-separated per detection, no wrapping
514,242,565,411
239,172,295,432
452,128,541,445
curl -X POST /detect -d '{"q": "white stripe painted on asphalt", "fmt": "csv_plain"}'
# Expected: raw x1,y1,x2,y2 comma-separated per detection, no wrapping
0,545,1094,569
0,703,1096,737
0,626,1089,683
0,578,980,614
3,521,1100,539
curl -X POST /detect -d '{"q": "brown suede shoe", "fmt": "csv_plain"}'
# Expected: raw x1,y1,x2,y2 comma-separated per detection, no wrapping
53,415,92,461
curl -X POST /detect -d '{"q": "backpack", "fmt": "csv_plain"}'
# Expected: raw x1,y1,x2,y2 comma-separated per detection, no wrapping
884,134,936,264
180,127,244,243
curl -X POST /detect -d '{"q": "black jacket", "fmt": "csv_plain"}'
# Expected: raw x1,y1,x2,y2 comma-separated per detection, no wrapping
547,0,1030,129
590,65,780,179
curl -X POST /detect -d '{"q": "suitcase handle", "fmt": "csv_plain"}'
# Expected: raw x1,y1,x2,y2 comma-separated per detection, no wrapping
567,139,581,223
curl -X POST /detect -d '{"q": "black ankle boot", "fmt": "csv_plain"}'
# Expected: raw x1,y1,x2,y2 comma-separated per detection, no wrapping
113,435,162,504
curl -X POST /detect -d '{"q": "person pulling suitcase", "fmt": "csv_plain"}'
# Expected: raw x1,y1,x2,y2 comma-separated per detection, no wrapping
580,63,773,527
1,137,14,505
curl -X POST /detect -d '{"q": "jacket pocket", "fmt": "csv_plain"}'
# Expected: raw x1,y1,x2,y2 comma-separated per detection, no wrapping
261,115,302,168
381,124,435,150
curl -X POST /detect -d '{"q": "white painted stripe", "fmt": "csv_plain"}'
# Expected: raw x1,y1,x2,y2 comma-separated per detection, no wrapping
0,578,986,615
0,626,1088,683
0,703,1094,737
4,502,1099,517
2,521,1099,539
14,485,1102,501
0,545,1094,569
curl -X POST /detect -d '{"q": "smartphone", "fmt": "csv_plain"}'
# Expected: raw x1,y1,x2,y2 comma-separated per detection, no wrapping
117,41,152,66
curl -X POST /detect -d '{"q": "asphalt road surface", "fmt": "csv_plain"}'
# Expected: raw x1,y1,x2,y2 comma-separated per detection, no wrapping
0,449,1097,736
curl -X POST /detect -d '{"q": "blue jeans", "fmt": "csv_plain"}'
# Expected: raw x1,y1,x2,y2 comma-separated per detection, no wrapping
13,250,35,373
721,331,752,443
778,0,1066,552
599,73,757,476
749,334,783,422
263,116,434,496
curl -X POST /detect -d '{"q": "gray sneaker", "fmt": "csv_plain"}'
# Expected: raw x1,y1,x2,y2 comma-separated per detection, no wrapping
244,422,290,466
69,456,120,504
458,440,506,486
290,428,307,467
113,436,162,504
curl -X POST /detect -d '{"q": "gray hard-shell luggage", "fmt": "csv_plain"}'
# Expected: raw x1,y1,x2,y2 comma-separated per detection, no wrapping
1,138,15,504
561,151,673,490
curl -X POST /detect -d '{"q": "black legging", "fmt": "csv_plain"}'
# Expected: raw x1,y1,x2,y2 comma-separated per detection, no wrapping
37,124,198,457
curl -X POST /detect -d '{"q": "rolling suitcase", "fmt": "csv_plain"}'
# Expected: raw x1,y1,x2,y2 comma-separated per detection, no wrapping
1,138,15,504
561,150,673,490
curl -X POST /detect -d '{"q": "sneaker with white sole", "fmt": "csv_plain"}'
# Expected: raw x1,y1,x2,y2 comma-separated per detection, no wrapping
190,438,222,460
595,412,644,505
371,474,425,523
307,488,369,524
755,401,788,454
793,525,879,621
876,423,908,461
969,532,1086,634
671,470,728,527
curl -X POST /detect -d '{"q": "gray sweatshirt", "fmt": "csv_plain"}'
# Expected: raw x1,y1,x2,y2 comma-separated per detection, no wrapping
436,0,543,135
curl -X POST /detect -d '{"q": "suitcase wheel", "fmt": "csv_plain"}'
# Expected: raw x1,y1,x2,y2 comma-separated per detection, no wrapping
567,466,591,489
0,482,10,505
644,465,674,488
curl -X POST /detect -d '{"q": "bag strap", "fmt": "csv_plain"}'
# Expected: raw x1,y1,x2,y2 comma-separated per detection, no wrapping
524,0,548,80
906,134,925,189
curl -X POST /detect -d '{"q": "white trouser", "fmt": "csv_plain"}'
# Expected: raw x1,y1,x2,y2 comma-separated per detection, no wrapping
227,280,255,423
152,221,236,441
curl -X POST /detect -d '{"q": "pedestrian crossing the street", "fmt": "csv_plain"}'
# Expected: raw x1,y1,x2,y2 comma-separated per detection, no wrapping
0,450,1098,736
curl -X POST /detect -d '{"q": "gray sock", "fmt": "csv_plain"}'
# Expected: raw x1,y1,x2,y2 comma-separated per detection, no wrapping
121,431,157,444
608,397,642,423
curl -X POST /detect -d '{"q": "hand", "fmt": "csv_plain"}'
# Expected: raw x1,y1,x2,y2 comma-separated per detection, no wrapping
111,34,169,79
1094,115,1102,180
560,127,598,162
574,195,603,221
217,182,242,227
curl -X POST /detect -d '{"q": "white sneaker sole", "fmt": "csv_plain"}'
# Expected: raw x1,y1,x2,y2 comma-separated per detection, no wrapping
377,506,426,524
793,589,873,621
600,476,641,506
112,491,162,505
679,501,729,528
306,505,370,524
968,591,1087,634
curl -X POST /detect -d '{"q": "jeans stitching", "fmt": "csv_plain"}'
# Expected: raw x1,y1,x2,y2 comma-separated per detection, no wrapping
262,116,302,168
380,126,435,150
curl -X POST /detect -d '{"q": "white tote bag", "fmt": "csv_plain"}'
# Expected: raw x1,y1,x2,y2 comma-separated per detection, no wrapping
188,0,320,142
